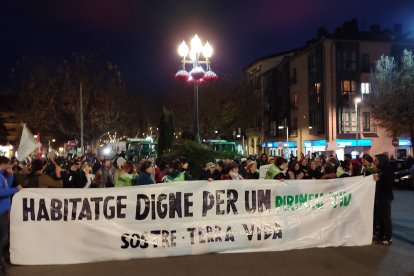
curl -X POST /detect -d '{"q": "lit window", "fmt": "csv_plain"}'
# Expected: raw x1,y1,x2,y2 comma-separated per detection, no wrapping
294,92,298,108
341,80,357,96
361,82,370,94
315,83,321,103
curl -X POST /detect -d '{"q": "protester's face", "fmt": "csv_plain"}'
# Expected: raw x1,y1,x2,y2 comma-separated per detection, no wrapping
0,163,7,171
294,163,300,171
232,167,239,174
269,159,275,164
72,163,80,171
310,161,317,170
261,155,267,161
209,167,215,174
182,162,189,170
374,157,379,167
146,165,154,175
104,160,111,168
250,164,257,172
302,159,308,167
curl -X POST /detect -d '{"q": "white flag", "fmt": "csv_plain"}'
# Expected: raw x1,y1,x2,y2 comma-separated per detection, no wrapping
16,124,39,161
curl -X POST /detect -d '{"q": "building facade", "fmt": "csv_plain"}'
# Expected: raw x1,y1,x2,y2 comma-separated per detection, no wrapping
245,20,414,159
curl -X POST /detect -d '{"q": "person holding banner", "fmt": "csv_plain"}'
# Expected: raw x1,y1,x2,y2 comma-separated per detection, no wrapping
0,156,22,272
244,162,259,179
221,162,243,180
163,159,186,183
135,161,155,185
265,157,288,180
200,162,222,182
373,154,393,245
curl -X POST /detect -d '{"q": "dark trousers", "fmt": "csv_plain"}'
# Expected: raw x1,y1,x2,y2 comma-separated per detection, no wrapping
0,212,8,264
375,199,392,240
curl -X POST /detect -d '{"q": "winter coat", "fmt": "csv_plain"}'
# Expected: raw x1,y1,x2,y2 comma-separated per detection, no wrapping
135,172,155,185
200,170,222,181
375,154,394,201
0,170,18,214
244,171,259,179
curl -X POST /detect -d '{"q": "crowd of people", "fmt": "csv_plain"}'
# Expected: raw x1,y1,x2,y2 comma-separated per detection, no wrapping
1,149,411,271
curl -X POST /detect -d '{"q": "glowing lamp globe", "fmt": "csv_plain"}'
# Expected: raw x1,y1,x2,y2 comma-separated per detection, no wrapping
190,66,205,80
203,70,218,81
175,70,190,81
178,41,189,57
202,42,213,58
190,34,203,54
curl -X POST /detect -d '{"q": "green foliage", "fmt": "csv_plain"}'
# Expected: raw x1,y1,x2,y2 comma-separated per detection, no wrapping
157,107,175,155
160,141,234,180
371,49,414,151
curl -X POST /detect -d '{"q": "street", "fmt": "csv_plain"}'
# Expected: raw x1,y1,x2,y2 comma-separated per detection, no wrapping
7,189,414,276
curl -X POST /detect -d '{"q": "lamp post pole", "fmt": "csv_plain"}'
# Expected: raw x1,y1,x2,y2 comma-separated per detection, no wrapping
279,118,289,158
176,35,217,144
354,97,361,149
194,82,201,144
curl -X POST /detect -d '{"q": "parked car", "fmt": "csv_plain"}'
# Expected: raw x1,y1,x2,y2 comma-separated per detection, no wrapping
390,160,413,189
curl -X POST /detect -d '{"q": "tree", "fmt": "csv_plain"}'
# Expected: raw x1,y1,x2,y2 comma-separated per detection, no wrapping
167,76,253,140
157,107,175,155
9,53,140,149
371,49,414,152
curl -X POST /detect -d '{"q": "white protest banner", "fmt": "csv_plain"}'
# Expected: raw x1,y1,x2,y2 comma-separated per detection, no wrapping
259,164,271,179
10,176,375,265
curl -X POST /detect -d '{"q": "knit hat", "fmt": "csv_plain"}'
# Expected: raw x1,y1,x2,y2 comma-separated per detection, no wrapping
206,162,216,169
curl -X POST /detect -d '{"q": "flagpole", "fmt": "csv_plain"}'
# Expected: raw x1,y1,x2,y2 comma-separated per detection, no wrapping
80,82,84,155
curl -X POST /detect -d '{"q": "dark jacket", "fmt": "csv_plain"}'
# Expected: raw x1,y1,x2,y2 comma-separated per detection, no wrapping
200,170,222,181
135,172,155,185
308,168,322,179
375,154,394,201
63,169,88,188
244,171,259,179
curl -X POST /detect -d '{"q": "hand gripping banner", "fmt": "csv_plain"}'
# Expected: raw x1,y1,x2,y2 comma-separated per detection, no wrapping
10,176,375,265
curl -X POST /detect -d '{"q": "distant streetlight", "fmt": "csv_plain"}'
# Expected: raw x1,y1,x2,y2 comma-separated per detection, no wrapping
308,126,313,129
354,97,362,146
279,118,289,156
215,130,218,134
48,138,56,152
176,34,218,144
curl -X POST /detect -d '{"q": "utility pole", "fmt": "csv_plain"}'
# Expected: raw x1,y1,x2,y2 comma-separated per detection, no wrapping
80,82,84,155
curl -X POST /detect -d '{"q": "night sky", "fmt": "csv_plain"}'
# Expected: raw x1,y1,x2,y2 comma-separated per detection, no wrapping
1,0,413,94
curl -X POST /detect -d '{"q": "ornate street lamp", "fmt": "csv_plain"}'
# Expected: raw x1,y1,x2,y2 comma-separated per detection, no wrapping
176,34,218,143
